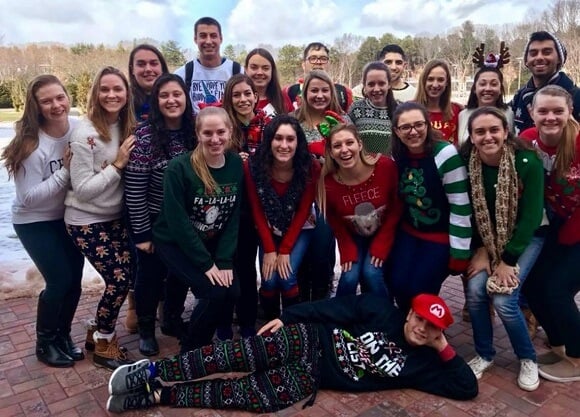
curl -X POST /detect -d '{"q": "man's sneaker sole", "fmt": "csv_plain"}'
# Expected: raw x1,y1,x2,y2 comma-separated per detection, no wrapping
518,377,540,391
108,359,151,395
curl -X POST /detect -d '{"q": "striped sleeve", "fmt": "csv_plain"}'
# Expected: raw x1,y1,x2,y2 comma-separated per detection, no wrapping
125,125,154,243
434,142,472,261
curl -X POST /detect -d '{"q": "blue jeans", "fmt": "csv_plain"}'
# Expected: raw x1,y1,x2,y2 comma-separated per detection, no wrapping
466,236,544,361
259,229,312,295
336,236,389,298
14,220,84,334
387,229,450,312
298,209,336,301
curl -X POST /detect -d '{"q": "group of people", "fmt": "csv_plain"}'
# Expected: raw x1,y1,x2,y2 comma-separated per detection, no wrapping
2,15,579,414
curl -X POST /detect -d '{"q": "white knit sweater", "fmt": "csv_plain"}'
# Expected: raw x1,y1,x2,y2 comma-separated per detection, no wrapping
64,118,124,225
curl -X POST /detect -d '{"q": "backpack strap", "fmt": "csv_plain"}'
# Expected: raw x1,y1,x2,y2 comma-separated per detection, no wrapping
232,61,241,75
335,84,350,112
185,60,194,93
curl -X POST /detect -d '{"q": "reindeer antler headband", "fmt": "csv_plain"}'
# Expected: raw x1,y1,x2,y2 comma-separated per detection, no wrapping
472,41,510,70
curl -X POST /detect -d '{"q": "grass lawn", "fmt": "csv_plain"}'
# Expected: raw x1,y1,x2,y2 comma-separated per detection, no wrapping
0,108,22,123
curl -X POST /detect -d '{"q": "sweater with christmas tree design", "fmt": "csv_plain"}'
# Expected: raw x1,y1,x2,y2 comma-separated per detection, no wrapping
396,141,472,270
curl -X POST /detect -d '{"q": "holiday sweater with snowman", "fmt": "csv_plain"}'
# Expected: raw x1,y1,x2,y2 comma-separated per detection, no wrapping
153,151,243,272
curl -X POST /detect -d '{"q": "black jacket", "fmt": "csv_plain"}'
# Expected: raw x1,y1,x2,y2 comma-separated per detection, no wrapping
281,294,478,400
511,71,580,134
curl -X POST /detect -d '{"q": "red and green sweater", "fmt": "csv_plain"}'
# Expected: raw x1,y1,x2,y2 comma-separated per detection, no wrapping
324,156,402,264
521,128,580,244
396,141,472,272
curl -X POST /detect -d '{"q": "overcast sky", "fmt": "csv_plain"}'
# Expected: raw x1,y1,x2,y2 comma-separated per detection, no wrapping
0,0,552,50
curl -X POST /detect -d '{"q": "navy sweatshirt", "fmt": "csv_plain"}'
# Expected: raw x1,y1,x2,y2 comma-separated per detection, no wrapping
280,294,478,400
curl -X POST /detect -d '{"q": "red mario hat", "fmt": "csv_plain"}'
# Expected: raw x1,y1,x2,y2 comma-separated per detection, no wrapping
411,294,453,330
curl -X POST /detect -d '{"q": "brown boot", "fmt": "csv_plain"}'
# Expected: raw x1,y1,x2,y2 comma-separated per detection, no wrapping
93,331,133,370
85,319,128,353
125,290,138,334
521,307,538,339
85,319,97,351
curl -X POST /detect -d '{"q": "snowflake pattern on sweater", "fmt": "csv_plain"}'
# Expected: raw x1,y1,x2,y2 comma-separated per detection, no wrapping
348,99,393,155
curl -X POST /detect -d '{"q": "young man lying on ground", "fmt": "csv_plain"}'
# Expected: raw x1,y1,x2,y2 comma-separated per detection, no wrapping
107,293,478,413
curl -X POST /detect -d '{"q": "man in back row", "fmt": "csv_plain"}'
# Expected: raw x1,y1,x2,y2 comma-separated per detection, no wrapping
378,44,416,103
175,16,243,115
511,30,580,134
285,42,353,112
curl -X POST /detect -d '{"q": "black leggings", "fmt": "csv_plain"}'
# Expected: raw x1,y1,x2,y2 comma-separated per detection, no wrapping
155,241,240,352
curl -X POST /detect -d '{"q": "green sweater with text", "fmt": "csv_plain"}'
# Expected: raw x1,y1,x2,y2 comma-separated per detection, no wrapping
153,151,243,272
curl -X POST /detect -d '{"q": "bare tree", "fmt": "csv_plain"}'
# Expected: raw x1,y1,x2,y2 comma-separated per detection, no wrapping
541,0,580,34
330,33,363,87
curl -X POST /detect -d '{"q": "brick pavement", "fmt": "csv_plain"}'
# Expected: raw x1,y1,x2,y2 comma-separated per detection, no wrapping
1,277,580,417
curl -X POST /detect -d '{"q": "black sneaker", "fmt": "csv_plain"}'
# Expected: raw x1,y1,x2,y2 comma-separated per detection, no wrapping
108,358,151,395
106,381,157,413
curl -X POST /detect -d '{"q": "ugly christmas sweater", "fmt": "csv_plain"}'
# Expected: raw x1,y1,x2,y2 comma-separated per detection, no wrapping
153,151,243,272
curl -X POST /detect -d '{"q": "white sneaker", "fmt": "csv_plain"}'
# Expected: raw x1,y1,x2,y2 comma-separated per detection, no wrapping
468,356,494,379
518,359,539,391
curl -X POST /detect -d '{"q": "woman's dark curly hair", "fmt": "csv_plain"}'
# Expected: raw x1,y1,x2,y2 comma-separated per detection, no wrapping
148,73,196,157
250,114,313,192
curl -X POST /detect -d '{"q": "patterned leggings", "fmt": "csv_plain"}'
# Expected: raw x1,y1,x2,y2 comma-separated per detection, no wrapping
156,323,319,413
66,219,134,332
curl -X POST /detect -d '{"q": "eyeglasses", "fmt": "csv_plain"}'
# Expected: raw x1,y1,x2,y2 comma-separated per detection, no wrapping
396,121,428,134
306,55,329,64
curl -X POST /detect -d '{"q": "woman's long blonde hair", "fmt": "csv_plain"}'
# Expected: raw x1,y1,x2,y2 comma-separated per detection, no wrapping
532,85,579,178
317,124,376,218
191,107,233,193
87,66,135,142
295,70,343,126
1,75,69,178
